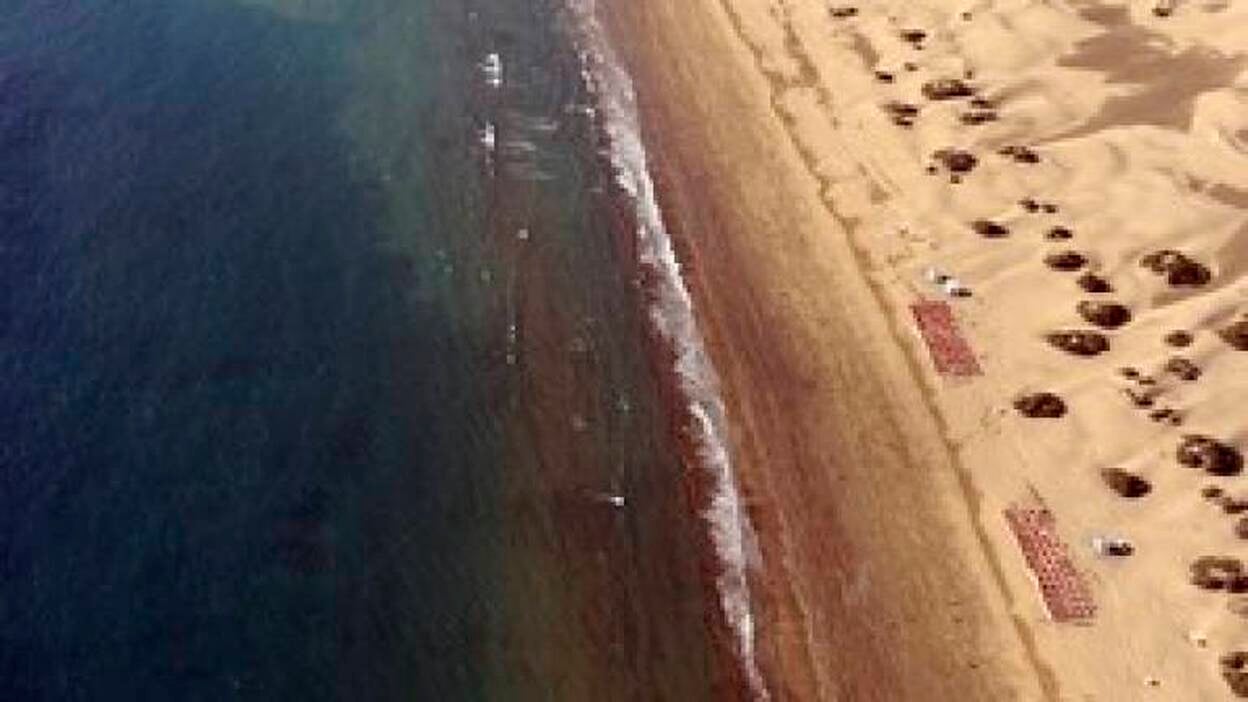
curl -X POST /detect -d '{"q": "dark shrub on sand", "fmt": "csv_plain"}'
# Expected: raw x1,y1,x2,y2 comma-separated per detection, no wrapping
1169,261,1211,285
959,110,997,125
1077,273,1113,293
1149,408,1182,425
1046,226,1074,241
829,5,858,18
922,78,976,100
1077,300,1131,329
1177,435,1244,476
1220,319,1248,351
1222,651,1248,697
1124,388,1157,408
883,101,919,118
1044,250,1088,271
1164,356,1200,381
1236,518,1248,540
971,219,1009,238
900,29,927,44
1046,330,1109,356
1013,392,1066,418
1100,468,1151,498
934,148,978,174
1221,497,1248,515
1165,330,1194,348
998,145,1040,163
1140,249,1212,287
1191,556,1247,590
882,101,920,127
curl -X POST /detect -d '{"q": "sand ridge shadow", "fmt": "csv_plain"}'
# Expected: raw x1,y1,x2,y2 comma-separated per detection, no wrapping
1057,2,1248,137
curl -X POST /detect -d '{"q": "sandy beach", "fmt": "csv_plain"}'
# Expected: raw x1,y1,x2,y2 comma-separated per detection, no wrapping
604,0,1248,699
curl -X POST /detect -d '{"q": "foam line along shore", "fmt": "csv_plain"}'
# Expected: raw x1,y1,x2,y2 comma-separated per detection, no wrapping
565,2,771,699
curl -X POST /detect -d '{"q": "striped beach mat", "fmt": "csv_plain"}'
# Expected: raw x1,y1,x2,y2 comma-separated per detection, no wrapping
1004,505,1096,623
910,299,982,376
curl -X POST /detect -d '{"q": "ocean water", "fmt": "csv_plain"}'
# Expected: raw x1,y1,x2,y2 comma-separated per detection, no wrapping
0,1,729,699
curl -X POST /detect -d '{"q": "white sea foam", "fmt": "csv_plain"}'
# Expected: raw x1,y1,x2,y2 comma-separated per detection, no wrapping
481,51,503,88
565,2,769,698
479,122,496,152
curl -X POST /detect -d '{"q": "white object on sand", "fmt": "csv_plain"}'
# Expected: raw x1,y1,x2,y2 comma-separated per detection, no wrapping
924,266,950,285
1091,535,1134,557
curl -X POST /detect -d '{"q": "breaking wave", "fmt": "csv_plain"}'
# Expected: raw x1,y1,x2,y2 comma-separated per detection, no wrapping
564,2,769,698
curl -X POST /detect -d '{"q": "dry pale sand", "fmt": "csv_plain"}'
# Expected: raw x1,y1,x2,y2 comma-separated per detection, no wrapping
608,0,1248,699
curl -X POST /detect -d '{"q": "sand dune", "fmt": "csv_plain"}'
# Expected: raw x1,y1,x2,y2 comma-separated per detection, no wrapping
794,0,1248,698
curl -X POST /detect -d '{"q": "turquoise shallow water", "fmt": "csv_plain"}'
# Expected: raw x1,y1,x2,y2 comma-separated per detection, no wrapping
0,1,717,699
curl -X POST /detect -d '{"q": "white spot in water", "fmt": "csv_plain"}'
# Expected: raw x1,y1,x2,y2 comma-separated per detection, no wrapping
570,414,588,432
481,52,502,88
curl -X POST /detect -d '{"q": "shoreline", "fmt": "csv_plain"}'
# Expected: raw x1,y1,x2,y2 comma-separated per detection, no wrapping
600,0,1049,698
568,5,769,696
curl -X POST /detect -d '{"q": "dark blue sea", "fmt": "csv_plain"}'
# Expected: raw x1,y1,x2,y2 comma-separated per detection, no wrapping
0,1,720,699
